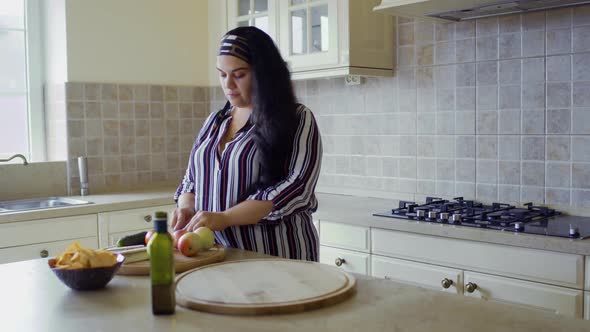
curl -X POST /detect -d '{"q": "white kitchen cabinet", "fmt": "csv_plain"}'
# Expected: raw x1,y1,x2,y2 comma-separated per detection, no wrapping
320,220,370,253
320,245,370,275
0,237,98,264
0,215,97,249
464,271,584,319
278,0,339,73
97,205,176,248
585,292,590,320
371,255,463,294
225,0,394,80
227,0,279,41
371,223,587,318
0,214,98,264
372,228,584,289
585,256,590,291
373,0,474,22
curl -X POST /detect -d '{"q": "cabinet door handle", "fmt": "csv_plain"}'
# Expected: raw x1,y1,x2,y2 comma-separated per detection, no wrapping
441,278,453,289
335,257,345,266
465,282,478,293
40,250,49,258
144,215,152,222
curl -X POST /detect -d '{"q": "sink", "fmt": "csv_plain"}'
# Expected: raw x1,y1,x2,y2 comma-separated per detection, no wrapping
0,197,92,213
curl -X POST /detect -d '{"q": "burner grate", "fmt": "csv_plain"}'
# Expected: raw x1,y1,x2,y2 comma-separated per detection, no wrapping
381,197,560,229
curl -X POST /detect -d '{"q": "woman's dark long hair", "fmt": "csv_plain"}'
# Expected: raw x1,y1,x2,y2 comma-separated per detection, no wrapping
224,26,299,189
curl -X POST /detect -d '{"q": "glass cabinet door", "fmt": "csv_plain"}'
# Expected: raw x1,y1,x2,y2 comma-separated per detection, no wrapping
227,0,277,41
280,0,338,71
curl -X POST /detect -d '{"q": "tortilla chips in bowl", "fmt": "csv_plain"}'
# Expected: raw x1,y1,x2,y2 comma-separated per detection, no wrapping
48,241,125,290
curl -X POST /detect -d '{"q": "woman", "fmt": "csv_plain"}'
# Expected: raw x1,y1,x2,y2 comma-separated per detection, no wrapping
172,27,322,262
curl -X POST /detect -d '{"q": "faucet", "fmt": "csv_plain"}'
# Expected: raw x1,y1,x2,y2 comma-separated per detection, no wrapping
78,156,89,196
0,154,29,165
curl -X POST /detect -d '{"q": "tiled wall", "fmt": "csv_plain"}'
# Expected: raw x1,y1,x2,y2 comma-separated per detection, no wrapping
65,82,209,195
57,6,590,208
306,6,590,208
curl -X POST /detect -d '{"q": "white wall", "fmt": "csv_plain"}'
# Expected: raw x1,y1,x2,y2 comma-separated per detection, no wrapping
65,0,209,86
207,0,227,86
41,0,68,84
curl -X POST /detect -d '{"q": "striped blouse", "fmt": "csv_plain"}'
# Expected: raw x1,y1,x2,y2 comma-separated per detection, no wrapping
174,104,322,261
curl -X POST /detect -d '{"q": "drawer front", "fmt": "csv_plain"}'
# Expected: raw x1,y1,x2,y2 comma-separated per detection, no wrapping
319,245,370,275
464,271,583,318
0,237,98,264
313,219,319,234
372,228,584,289
319,221,370,252
372,255,463,294
0,215,97,248
99,205,176,234
585,292,590,320
98,205,175,248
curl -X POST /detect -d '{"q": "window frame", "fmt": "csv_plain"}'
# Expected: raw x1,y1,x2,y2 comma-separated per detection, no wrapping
0,0,45,162
25,0,46,162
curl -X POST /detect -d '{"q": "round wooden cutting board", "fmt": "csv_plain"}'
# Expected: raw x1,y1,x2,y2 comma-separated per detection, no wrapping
117,245,225,276
175,259,356,315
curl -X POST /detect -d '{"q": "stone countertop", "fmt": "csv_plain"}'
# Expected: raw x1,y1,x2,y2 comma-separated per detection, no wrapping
0,187,178,224
3,189,590,256
315,193,590,256
3,248,590,332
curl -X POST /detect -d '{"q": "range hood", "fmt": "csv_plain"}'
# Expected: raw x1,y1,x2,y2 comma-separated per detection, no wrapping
374,0,590,21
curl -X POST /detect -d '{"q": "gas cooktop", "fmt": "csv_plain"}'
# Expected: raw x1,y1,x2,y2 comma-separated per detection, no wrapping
374,197,590,239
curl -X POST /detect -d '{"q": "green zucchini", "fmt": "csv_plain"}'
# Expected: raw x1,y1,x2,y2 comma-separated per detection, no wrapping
116,231,148,247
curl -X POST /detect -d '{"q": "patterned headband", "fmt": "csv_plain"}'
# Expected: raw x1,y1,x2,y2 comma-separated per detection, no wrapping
219,34,251,63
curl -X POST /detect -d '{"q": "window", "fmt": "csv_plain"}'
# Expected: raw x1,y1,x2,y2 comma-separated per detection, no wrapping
0,0,43,162
236,0,270,35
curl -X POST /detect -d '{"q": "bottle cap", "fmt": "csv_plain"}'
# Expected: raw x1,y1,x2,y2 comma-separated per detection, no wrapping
154,211,167,219
153,212,168,233
154,218,167,233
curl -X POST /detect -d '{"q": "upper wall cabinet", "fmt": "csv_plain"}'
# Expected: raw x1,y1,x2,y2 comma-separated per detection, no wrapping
227,0,279,41
373,0,457,21
225,0,394,80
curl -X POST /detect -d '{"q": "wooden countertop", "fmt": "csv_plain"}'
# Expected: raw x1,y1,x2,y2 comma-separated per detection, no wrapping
2,248,590,331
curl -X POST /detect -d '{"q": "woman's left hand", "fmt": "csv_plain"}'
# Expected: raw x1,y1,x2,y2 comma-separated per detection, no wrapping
184,211,231,232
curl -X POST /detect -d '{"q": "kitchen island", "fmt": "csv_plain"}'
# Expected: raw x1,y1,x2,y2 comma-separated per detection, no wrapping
2,248,590,331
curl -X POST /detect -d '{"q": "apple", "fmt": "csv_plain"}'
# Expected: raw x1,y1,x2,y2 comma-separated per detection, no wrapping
178,232,200,257
145,230,155,245
194,227,215,250
172,229,188,249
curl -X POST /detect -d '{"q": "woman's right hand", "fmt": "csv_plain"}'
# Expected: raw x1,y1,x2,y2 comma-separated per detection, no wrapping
171,207,196,230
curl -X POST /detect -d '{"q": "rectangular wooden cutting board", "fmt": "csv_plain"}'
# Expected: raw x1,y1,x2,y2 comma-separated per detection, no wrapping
116,245,225,276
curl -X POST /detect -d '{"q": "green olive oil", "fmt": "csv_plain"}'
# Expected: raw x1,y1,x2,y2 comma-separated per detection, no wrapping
148,211,175,315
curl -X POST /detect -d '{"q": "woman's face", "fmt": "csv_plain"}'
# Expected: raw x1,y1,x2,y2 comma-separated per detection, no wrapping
217,55,252,109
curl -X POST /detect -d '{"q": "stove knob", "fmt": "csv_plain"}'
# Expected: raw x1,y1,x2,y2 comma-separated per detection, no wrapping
569,225,580,239
428,211,438,219
417,210,426,219
514,222,524,232
451,214,462,223
439,212,449,221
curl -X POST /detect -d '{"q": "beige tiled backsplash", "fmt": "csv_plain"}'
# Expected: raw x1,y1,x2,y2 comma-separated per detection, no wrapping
64,82,209,194
306,7,590,209
56,7,590,209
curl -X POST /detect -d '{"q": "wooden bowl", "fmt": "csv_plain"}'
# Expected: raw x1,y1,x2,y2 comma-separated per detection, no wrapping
48,254,125,291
